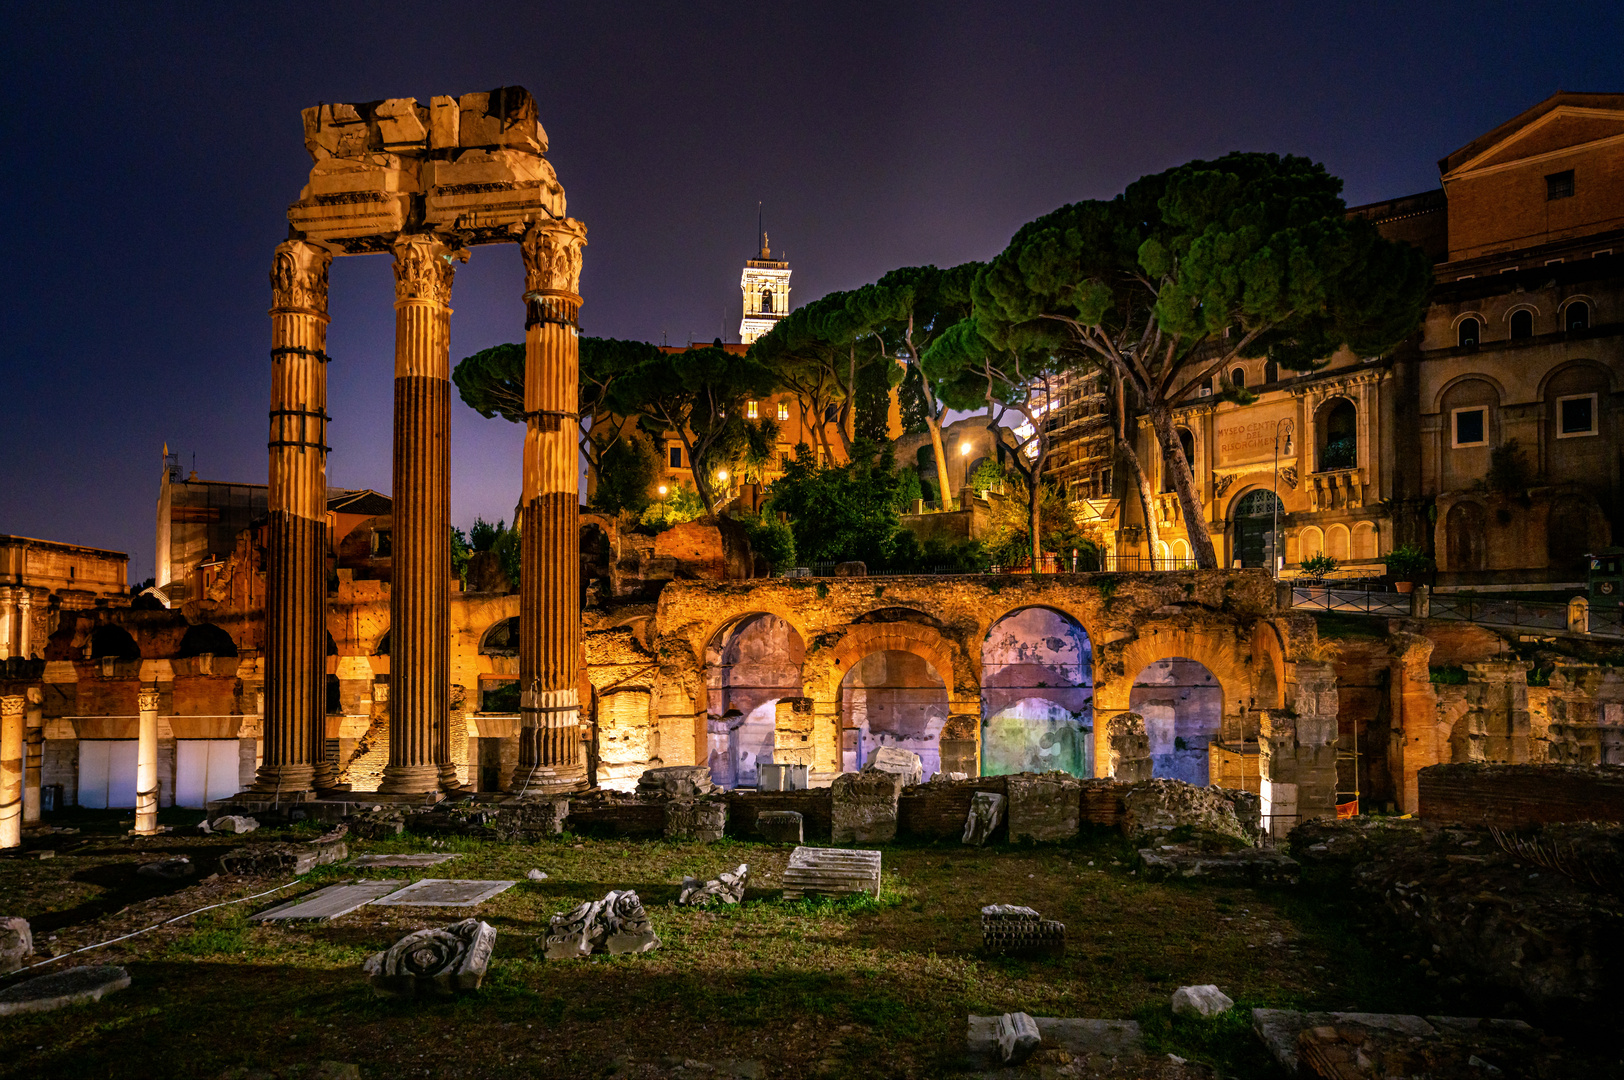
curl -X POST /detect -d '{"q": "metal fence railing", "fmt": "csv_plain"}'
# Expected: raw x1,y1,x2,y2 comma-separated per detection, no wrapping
1428,594,1570,632
1290,585,1412,616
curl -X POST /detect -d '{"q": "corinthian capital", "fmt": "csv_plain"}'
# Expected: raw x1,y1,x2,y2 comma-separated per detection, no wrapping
520,218,587,296
392,233,469,306
138,690,160,714
269,240,334,314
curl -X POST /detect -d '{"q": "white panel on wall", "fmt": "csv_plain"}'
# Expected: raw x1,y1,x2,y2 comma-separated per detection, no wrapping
78,740,138,809
175,740,246,808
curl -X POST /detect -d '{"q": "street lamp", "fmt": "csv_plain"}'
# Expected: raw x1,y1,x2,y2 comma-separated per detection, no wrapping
1271,419,1294,580
657,484,668,522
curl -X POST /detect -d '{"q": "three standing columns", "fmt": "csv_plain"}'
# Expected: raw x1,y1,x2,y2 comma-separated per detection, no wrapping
378,233,468,796
254,239,336,797
512,219,589,795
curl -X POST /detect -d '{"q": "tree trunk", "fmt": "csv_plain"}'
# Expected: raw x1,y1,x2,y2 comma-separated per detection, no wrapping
923,412,954,512
1146,404,1217,568
1118,435,1160,568
1027,455,1044,574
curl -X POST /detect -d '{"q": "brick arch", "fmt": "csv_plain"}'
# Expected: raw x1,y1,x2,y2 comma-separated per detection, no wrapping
818,619,964,703
690,606,814,668
1095,626,1251,714
973,601,1100,682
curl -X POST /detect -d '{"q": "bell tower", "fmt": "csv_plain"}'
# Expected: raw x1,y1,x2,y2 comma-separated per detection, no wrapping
740,225,791,345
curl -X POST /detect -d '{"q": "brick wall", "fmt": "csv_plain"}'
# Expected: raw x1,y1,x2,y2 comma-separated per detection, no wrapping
897,777,1007,839
723,789,833,840
1418,763,1624,827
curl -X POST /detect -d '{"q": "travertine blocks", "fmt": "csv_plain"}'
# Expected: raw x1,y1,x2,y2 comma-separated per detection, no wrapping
831,769,904,843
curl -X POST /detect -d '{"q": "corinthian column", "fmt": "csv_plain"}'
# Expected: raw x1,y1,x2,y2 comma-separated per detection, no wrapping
134,688,159,835
253,239,334,797
511,219,588,795
378,233,467,796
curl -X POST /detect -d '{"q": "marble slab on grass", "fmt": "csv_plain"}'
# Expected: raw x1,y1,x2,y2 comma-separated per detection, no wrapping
347,853,463,868
250,880,405,922
0,966,130,1016
965,1016,1142,1069
370,879,517,907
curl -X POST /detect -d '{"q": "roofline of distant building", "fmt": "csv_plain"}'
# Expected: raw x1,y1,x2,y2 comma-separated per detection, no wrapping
0,535,129,560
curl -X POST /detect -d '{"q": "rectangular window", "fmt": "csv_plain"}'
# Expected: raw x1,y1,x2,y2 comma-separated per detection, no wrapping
777,402,789,421
1546,170,1575,200
746,400,758,419
1451,407,1487,448
669,446,683,469
1557,393,1598,438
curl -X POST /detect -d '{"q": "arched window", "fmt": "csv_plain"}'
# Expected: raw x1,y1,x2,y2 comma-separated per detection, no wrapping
1229,367,1246,390
1161,428,1197,492
1352,521,1378,560
1299,526,1324,560
1565,301,1590,332
1171,538,1191,568
1264,360,1279,384
1509,309,1533,340
1317,398,1358,471
1458,318,1480,348
761,289,774,314
176,623,238,658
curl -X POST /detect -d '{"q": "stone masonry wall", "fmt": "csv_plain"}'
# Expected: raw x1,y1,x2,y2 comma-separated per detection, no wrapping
1418,762,1624,827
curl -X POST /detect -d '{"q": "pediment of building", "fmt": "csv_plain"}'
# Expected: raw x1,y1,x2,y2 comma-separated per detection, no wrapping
1445,105,1624,179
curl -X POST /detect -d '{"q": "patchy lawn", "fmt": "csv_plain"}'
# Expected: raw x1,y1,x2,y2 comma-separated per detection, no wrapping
0,809,1448,1079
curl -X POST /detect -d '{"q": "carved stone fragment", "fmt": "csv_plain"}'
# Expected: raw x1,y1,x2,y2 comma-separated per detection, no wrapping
665,799,727,842
0,917,32,974
1108,713,1153,783
679,863,749,907
997,1012,1041,1065
963,791,1005,846
831,769,904,843
362,918,495,998
981,904,1066,958
544,890,660,960
636,766,715,800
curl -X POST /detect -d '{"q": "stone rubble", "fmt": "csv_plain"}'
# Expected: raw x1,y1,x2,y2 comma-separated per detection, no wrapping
754,809,803,844
637,766,716,800
0,916,32,974
1169,984,1233,1018
219,829,350,877
1139,845,1300,886
962,790,1005,846
996,1011,1041,1064
1007,773,1081,842
1120,778,1253,847
527,868,549,881
209,815,259,834
1108,712,1153,783
864,746,924,787
545,890,660,959
136,856,195,880
362,917,496,998
664,799,727,842
831,769,905,843
678,863,749,907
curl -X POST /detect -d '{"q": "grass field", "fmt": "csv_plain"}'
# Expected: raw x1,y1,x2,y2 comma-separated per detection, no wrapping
0,809,1449,1079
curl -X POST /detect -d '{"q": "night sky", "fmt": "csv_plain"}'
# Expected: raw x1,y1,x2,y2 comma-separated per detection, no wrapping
3,2,1620,583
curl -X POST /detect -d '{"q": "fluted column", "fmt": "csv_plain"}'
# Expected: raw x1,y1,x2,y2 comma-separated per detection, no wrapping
378,233,467,796
23,688,41,824
0,589,13,660
253,239,335,797
511,218,589,795
14,592,30,660
134,688,159,835
0,695,22,849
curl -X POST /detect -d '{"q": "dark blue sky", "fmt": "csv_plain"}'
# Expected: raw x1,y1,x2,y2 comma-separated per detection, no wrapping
2,2,1620,581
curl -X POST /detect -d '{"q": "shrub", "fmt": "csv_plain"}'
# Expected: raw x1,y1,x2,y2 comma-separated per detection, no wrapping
1301,553,1339,581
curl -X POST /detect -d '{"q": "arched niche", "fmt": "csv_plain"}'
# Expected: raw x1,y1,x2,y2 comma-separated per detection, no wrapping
704,612,804,789
89,625,139,661
840,649,948,780
175,623,238,659
1128,657,1223,785
480,616,520,657
980,606,1093,778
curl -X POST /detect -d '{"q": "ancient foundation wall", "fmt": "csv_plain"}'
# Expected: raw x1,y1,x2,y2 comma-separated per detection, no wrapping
1418,762,1624,826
